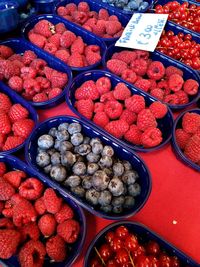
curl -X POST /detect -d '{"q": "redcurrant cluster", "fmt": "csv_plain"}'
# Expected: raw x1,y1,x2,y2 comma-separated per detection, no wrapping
156,30,200,70
155,1,200,33
90,225,182,267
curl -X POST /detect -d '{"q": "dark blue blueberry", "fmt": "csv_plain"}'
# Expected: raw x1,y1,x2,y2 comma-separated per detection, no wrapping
54,140,61,150
86,152,100,163
122,170,139,185
87,163,99,175
128,183,141,197
58,123,69,131
63,175,81,187
102,146,114,157
36,151,50,167
75,144,91,156
71,133,84,146
55,130,69,141
71,186,85,198
99,156,113,168
112,205,123,214
68,123,82,135
59,141,73,153
51,152,61,165
98,190,112,206
85,188,100,205
44,164,52,174
92,171,110,191
108,177,124,196
48,127,57,137
82,176,92,190
50,164,67,182
123,161,132,171
123,196,135,209
92,142,103,155
111,196,125,206
83,136,90,144
113,162,124,176
138,1,149,10
47,148,57,156
72,162,86,176
38,134,54,149
61,151,76,167
100,205,112,213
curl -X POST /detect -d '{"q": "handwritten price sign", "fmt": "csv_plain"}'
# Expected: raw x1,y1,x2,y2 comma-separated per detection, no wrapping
115,13,168,52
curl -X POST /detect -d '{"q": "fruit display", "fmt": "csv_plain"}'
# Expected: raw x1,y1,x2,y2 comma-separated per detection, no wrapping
24,16,106,69
56,0,126,39
25,116,151,219
85,222,197,267
101,0,149,12
0,155,85,266
154,1,200,34
105,46,200,107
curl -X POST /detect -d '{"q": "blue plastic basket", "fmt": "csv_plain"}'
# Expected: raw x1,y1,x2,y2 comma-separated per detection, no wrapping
66,70,174,152
21,14,107,72
84,221,199,267
25,115,152,220
172,108,200,172
0,1,19,33
0,154,86,267
0,83,38,155
54,0,129,43
0,38,73,109
32,0,57,14
103,44,200,110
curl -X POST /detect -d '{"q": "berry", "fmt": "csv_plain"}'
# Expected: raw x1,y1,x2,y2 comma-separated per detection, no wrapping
92,170,109,191
0,177,15,201
175,129,192,150
75,80,99,100
38,134,54,149
29,33,47,48
137,109,157,131
19,240,46,267
108,177,124,197
168,74,184,92
0,229,20,259
147,61,165,80
141,127,163,147
20,222,40,242
22,50,37,65
55,203,74,223
93,112,109,128
55,49,70,63
106,21,122,35
46,235,67,262
149,102,168,119
182,112,200,134
86,51,101,65
96,77,111,95
3,170,26,188
60,30,76,48
175,90,189,104
57,219,80,243
43,188,62,214
164,94,179,105
38,214,57,237
48,33,61,48
0,45,14,59
100,91,115,103
124,124,142,145
8,104,29,123
12,119,35,138
21,67,37,79
184,134,200,163
8,76,23,92
130,59,148,76
34,197,46,215
120,109,137,125
105,100,123,119
107,59,128,76
134,79,151,92
0,162,6,176
121,69,137,84
150,88,164,101
0,93,12,113
183,79,199,95
19,178,44,200
44,42,57,55
113,83,131,100
48,88,62,100
33,93,48,102
165,66,183,77
105,120,129,139
112,51,137,64
125,95,145,114
34,20,54,38
49,69,68,89
3,136,24,151
71,36,85,54
94,102,104,113
67,52,85,67
0,218,14,229
76,99,94,119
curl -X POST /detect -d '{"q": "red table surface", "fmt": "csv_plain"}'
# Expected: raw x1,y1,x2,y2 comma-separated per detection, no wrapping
38,102,200,267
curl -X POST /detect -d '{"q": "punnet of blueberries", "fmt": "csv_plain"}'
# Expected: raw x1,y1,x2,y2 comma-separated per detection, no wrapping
36,122,141,214
101,0,149,12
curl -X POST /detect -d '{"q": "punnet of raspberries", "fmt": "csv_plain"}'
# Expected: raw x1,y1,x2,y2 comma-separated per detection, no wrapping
175,111,200,166
74,77,169,148
0,92,35,152
27,19,102,68
0,162,81,265
0,45,68,103
56,2,124,38
106,48,199,106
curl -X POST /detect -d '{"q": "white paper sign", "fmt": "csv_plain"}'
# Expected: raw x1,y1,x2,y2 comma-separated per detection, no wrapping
115,13,168,52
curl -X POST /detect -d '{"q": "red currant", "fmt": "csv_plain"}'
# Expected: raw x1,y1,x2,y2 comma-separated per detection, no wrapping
105,231,115,243
136,255,151,267
116,248,129,264
115,226,129,240
171,256,180,267
90,257,102,267
106,259,120,267
132,245,145,259
110,237,123,252
146,240,160,256
99,244,112,262
159,254,171,267
124,234,138,252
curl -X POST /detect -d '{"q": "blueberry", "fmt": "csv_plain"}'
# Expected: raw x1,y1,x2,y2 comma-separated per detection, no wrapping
98,190,112,206
102,146,114,157
51,152,61,165
38,135,54,149
55,130,69,141
115,2,123,7
123,6,131,11
113,162,124,176
44,164,52,174
100,205,112,213
108,178,124,196
48,127,57,137
85,188,100,205
73,162,86,176
75,144,91,156
36,151,50,167
47,148,57,156
82,176,92,189
86,152,100,163
59,141,73,153
102,168,113,177
92,142,103,155
83,136,90,144
63,175,81,187
54,140,61,150
90,138,101,146
50,164,67,182
128,183,141,197
61,151,76,167
112,196,125,206
138,1,149,10
37,147,45,154
68,123,81,135
123,196,135,209
87,163,99,175
99,156,113,168
128,0,139,10
58,123,69,131
71,186,85,198
123,161,132,171
92,170,110,191
122,170,139,185
75,154,85,163
71,133,84,146
112,205,123,214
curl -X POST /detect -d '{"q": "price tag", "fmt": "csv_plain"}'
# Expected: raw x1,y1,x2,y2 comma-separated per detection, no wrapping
115,13,168,52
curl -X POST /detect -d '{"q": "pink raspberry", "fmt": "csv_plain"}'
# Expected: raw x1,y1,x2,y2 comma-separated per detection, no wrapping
30,59,47,76
85,52,101,66
150,88,164,101
104,100,123,119
100,91,115,103
33,93,48,102
67,53,84,67
96,77,111,95
0,45,14,59
175,90,189,105
93,112,109,128
112,50,137,65
57,6,68,16
44,43,57,55
22,50,37,65
85,45,100,55
20,67,37,79
55,49,70,63
109,15,118,21
48,33,61,49
84,17,97,28
130,59,148,76
149,79,157,90
72,11,88,25
55,23,66,34
134,79,151,92
105,21,122,36
48,88,62,99
94,102,104,113
120,109,137,125
29,33,46,48
175,129,192,150
36,77,50,89
165,66,183,77
50,70,68,88
92,20,106,37
98,9,109,20
121,69,137,84
105,120,129,139
113,29,124,38
71,36,85,54
34,20,54,38
168,74,184,92
141,127,163,148
137,109,157,131
23,78,40,94
125,95,145,114
164,94,179,105
135,50,149,60
124,124,142,145
8,76,23,92
65,3,77,14
106,59,127,76
60,31,76,48
82,24,92,31
147,61,165,80
78,2,90,12
8,54,22,62
75,80,99,100
3,61,20,79
183,79,199,95
182,112,200,134
113,83,131,100
75,99,94,119
149,102,168,119
184,134,200,163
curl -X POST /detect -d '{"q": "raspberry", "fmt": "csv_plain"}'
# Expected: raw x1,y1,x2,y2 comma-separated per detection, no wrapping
8,76,23,92
60,30,76,48
100,91,115,103
72,10,88,24
120,109,137,125
149,79,157,89
105,120,129,139
93,111,109,128
0,162,6,176
113,83,131,100
182,112,200,134
30,59,47,75
112,51,137,65
23,78,40,94
43,188,62,214
175,90,189,104
0,177,15,201
134,79,151,92
125,95,145,114
107,59,128,76
184,134,200,163
34,197,46,215
146,61,165,80
96,77,111,95
92,20,106,37
55,23,66,34
8,104,29,123
141,127,163,148
0,133,6,150
0,218,14,229
48,33,61,48
19,178,44,200
75,80,99,100
12,119,34,139
55,49,70,63
3,170,26,188
20,222,40,242
130,59,148,76
150,88,164,101
48,88,62,99
78,1,90,12
57,6,68,16
84,17,97,28
94,102,104,113
57,219,80,243
34,20,54,38
136,50,149,60
8,54,22,62
55,204,74,224
0,229,20,259
44,42,57,55
33,93,48,102
168,74,184,92
82,24,92,31
106,21,122,35
2,208,13,218
121,69,137,84
19,240,46,267
3,60,20,80
0,45,14,59
21,67,37,79
105,100,123,119
29,33,46,48
175,129,192,150
164,94,179,105
137,109,157,131
75,99,94,119
38,214,57,237
124,124,142,145
46,235,67,262
70,36,85,54
0,111,11,135
22,50,37,65
68,52,85,67
98,8,109,20
85,45,100,55
3,136,24,151
36,76,50,89
0,93,12,113
165,66,183,77
149,102,168,119
85,52,101,66
183,79,199,95
66,3,77,13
